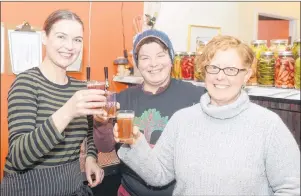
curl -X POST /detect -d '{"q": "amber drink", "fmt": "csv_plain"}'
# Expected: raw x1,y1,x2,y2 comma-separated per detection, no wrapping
117,110,135,141
86,80,105,110
87,80,105,90
105,91,117,118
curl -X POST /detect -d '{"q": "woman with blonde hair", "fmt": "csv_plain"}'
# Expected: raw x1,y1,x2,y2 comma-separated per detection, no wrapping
114,35,300,195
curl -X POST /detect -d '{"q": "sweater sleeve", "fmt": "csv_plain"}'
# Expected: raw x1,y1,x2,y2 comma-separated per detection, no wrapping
93,90,132,153
265,115,300,195
7,74,65,170
93,120,116,153
117,111,180,187
86,115,98,159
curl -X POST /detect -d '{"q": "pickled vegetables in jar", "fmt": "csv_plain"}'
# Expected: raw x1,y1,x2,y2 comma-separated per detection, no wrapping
292,39,300,60
196,40,208,55
248,57,258,85
181,52,195,80
172,52,183,79
258,51,275,87
248,40,268,85
275,51,295,88
294,50,300,89
194,53,204,81
270,39,289,58
250,40,268,59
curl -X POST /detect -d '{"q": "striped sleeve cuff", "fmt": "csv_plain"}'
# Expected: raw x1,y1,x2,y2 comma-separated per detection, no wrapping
48,116,66,143
86,150,97,160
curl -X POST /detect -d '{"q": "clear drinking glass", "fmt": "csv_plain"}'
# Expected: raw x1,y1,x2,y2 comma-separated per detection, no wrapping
104,91,117,118
87,80,106,90
117,110,135,142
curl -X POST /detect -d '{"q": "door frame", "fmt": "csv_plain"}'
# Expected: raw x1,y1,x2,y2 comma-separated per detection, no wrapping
253,11,298,44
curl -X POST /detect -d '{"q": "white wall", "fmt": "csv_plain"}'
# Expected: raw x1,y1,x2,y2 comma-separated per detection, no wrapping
145,2,300,51
237,2,300,44
147,2,240,52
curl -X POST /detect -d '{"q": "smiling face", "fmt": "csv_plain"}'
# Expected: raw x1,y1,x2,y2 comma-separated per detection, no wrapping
137,40,172,87
205,48,252,105
196,35,254,106
43,19,83,69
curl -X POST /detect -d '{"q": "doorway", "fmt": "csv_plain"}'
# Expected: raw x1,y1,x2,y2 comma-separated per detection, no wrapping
255,13,298,46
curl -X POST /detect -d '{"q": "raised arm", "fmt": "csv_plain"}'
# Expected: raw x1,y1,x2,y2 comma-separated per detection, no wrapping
7,74,106,170
117,111,180,186
93,91,126,153
93,120,116,153
7,75,67,170
86,115,98,159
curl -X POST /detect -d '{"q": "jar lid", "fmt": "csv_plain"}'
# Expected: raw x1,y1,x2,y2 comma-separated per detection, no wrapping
188,52,196,56
197,40,209,45
182,52,188,56
278,51,293,56
175,51,183,56
113,57,128,65
261,51,274,56
294,39,300,43
271,39,288,44
251,40,267,44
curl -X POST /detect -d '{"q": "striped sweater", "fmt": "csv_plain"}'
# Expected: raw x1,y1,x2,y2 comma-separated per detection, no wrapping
4,67,97,175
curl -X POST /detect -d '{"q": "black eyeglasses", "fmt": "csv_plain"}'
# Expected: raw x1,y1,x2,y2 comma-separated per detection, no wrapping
205,65,247,76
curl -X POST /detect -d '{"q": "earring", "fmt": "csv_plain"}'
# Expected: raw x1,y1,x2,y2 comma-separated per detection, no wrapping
241,83,246,89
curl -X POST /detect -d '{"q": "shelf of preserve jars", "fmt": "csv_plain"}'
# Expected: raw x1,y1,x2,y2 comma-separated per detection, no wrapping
182,80,300,100
172,38,300,101
113,74,300,100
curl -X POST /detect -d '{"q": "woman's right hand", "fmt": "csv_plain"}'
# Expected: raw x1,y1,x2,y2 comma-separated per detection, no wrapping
113,124,141,145
65,89,107,119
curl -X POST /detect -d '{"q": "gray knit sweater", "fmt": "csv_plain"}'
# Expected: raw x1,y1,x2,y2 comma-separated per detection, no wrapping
118,90,300,196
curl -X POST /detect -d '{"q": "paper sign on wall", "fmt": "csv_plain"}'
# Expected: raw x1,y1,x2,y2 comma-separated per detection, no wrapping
8,30,42,74
1,23,4,73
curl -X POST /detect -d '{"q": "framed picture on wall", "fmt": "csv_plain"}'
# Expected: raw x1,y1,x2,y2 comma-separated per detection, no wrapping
187,25,221,52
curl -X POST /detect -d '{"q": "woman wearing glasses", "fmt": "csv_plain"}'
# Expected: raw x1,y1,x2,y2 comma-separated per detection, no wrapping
115,35,300,195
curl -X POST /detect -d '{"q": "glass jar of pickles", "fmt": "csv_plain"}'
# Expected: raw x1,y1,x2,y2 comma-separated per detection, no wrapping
181,52,195,80
251,40,268,58
194,53,204,81
294,49,300,89
248,56,259,85
270,39,288,58
292,39,300,60
275,51,295,88
172,52,183,79
196,40,208,55
258,51,275,87
248,40,268,85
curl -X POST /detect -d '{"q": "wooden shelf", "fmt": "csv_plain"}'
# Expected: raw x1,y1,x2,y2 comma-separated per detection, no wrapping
112,77,300,100
183,80,300,100
113,75,144,84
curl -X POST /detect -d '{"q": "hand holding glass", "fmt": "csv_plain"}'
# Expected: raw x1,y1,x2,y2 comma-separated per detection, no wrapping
113,110,136,143
87,80,117,119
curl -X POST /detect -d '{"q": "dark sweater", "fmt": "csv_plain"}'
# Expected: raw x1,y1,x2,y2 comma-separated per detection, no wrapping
94,78,205,196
